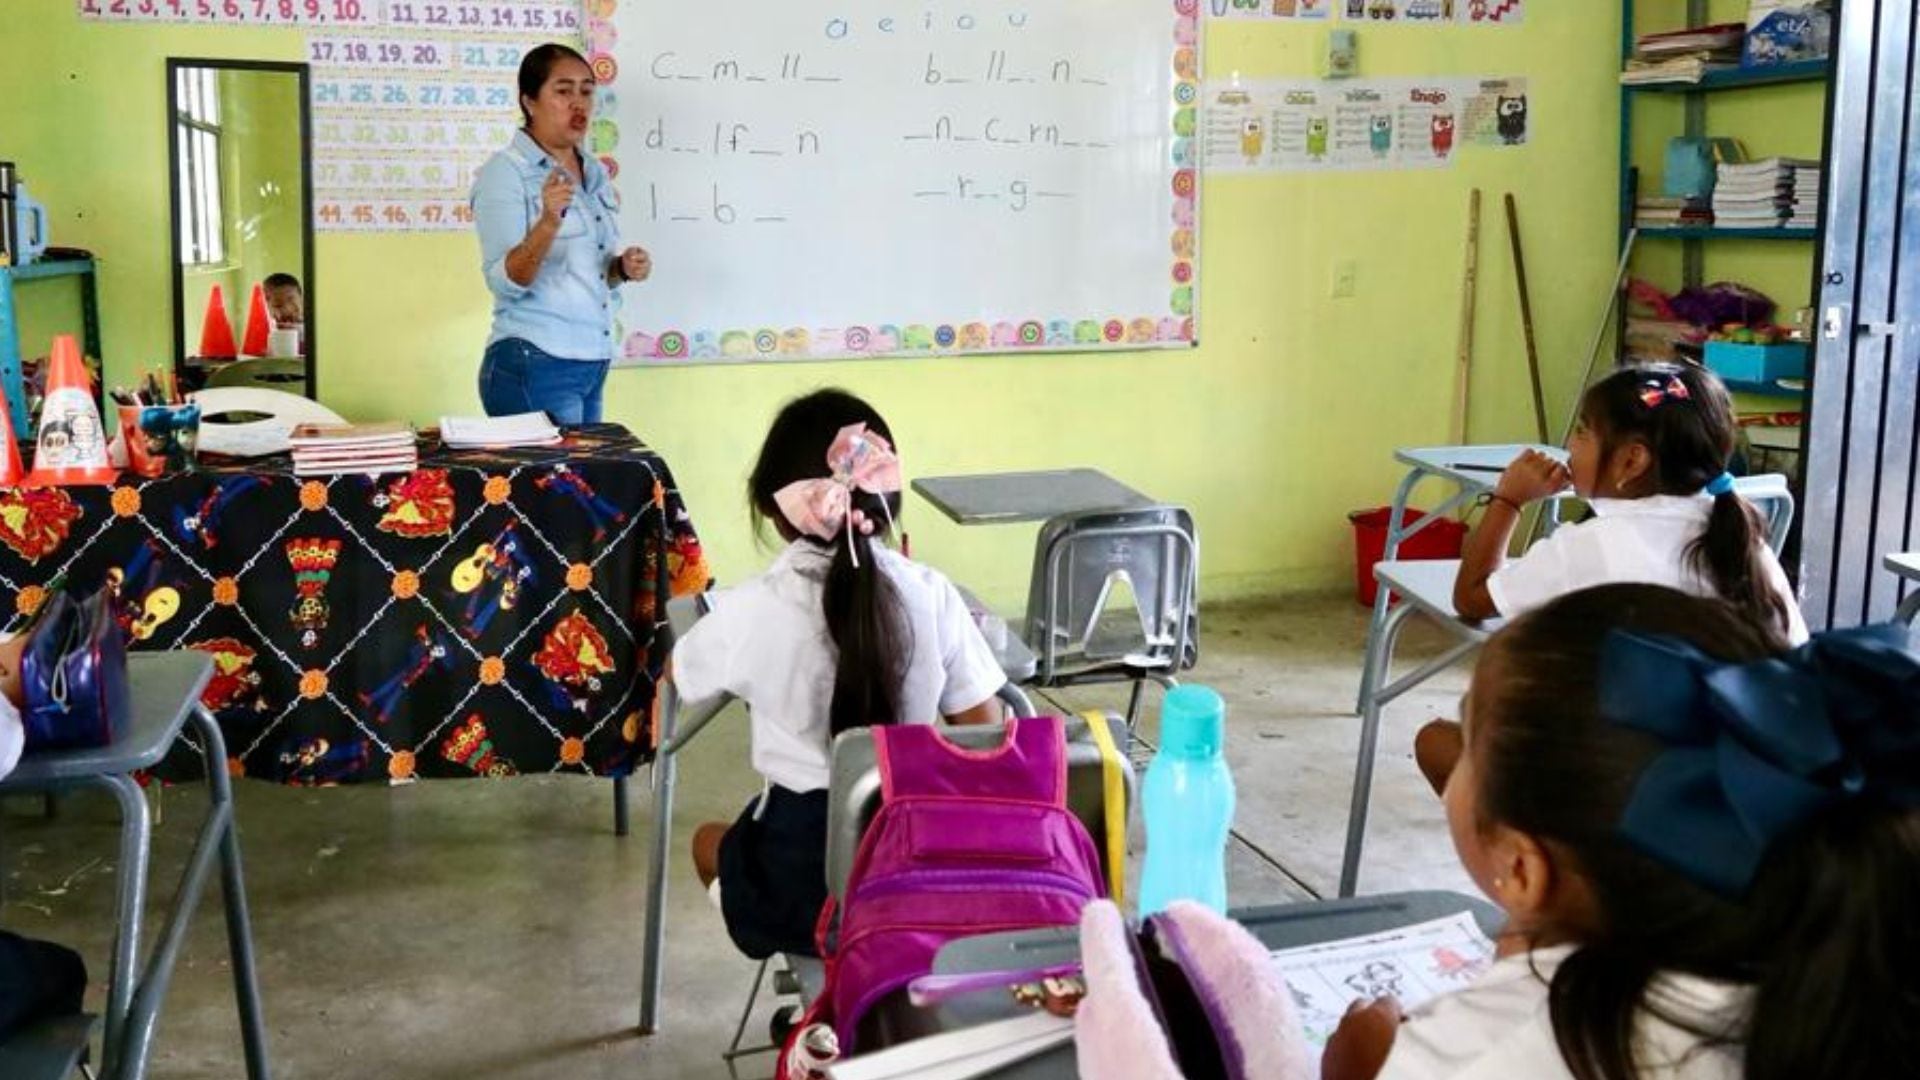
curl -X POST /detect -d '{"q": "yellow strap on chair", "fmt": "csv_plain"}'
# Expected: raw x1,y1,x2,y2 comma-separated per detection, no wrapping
1081,711,1128,907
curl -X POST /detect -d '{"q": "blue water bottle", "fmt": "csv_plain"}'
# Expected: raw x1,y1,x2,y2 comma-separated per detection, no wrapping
1138,685,1235,915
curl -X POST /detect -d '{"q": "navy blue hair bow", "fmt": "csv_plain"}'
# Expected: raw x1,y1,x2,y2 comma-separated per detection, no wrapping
1600,623,1920,897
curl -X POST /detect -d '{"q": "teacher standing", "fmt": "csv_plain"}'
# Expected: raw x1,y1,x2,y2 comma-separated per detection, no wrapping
471,43,650,424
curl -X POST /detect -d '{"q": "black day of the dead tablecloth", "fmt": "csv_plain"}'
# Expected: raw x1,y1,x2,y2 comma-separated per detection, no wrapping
0,424,709,783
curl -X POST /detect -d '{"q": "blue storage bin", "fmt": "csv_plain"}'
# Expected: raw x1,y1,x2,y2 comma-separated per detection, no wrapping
1704,340,1809,385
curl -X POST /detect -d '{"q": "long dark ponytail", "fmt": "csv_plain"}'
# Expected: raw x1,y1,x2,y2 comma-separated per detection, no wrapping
1474,585,1920,1080
1579,363,1790,638
748,389,909,737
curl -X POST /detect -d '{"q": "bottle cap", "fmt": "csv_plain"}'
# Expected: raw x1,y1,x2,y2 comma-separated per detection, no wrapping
1159,684,1224,759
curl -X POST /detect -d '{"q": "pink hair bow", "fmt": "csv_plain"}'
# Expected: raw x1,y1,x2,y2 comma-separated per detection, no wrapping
773,423,901,566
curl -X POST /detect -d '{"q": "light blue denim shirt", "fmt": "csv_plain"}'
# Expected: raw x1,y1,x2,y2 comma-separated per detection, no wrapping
471,130,623,361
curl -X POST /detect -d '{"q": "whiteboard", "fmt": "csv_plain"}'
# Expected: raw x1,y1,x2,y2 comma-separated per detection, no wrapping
591,0,1199,364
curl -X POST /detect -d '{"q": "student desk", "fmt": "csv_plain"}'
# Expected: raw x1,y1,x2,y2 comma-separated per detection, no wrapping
1889,552,1920,624
1355,445,1563,712
912,470,1154,526
0,652,270,1080
908,891,1502,1079
0,424,707,794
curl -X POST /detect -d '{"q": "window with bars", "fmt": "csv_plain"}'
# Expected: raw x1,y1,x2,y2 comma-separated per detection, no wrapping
175,68,226,266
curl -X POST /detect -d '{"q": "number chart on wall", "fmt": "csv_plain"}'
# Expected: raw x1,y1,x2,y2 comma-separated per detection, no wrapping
593,0,1199,365
80,0,585,233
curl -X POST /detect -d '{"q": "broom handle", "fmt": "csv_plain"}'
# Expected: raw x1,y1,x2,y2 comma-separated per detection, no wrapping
1505,193,1549,444
1452,189,1482,445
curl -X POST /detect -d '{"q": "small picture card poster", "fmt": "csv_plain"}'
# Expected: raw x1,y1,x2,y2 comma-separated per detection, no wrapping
1203,77,1516,173
1207,0,1335,20
1459,76,1529,147
1333,0,1524,24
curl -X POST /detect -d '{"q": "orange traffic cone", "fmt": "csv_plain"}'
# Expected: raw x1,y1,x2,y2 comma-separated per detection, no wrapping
199,284,238,360
24,335,118,486
241,283,272,357
0,383,23,486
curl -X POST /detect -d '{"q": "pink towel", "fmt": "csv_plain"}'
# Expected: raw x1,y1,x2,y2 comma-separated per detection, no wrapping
1075,900,1183,1079
1073,900,1315,1080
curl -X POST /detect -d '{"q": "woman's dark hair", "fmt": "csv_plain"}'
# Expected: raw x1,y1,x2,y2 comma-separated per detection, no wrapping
748,389,909,738
516,43,590,127
1579,362,1790,638
1473,584,1920,1080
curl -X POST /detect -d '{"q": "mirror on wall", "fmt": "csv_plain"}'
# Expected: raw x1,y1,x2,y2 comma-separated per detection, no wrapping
167,59,315,399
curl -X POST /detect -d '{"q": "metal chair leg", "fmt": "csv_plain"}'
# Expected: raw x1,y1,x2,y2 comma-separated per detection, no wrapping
1355,470,1425,714
722,958,773,1079
98,774,152,1078
190,708,271,1080
613,775,629,837
638,748,677,1035
1340,603,1416,898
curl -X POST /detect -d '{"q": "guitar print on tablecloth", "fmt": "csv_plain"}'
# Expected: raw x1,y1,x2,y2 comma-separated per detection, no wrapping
0,424,707,785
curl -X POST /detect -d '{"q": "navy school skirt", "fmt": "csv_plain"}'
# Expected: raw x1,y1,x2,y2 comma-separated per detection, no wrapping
717,786,830,960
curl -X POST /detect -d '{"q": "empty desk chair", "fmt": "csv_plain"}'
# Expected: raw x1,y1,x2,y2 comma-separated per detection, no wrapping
1022,506,1199,732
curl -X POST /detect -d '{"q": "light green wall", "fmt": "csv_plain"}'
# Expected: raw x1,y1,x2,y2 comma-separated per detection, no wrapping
2,1,1624,608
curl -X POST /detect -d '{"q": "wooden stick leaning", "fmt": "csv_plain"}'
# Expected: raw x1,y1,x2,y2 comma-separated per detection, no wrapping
1505,193,1549,444
1452,188,1483,447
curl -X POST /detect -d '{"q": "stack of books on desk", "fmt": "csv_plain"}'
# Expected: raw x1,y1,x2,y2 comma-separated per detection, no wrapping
1713,157,1820,228
1635,196,1713,229
289,422,418,476
439,412,562,449
1620,23,1745,84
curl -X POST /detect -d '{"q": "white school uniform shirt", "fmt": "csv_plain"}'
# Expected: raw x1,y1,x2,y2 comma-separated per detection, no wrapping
1487,495,1810,644
1380,945,1744,1080
0,693,22,781
670,541,1005,793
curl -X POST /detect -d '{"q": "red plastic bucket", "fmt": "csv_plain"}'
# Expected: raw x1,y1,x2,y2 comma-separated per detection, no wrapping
1349,507,1468,607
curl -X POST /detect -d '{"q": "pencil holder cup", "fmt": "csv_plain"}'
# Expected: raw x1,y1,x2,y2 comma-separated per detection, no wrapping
118,403,201,477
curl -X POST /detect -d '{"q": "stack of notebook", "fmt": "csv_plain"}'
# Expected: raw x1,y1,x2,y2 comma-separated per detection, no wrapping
289,422,419,476
1635,196,1714,229
439,412,563,449
1620,23,1745,84
1788,165,1822,228
1713,158,1820,228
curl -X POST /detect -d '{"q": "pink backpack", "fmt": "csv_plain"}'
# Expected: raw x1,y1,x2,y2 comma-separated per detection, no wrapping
794,716,1109,1060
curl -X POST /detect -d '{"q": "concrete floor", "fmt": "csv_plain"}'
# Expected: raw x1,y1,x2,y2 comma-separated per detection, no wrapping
0,593,1479,1078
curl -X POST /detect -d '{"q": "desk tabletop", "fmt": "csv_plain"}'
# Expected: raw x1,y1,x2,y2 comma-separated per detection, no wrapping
1393,444,1566,490
912,469,1153,526
923,891,1501,1077
1886,552,1920,581
0,652,213,785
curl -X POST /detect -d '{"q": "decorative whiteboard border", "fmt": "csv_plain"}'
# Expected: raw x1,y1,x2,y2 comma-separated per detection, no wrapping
586,0,1202,366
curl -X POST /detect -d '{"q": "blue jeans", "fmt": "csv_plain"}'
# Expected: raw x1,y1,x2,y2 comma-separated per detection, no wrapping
478,338,610,425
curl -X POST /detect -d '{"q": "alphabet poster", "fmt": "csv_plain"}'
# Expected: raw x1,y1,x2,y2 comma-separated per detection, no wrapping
1201,76,1527,172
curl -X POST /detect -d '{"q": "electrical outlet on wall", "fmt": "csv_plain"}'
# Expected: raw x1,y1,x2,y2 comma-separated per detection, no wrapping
1331,260,1358,299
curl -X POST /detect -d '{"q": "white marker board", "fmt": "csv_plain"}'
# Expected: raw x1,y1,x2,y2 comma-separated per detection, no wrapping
589,0,1199,364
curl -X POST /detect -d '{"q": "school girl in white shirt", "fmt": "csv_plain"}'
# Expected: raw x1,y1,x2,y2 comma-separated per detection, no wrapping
672,389,1004,959
1322,584,1920,1080
1420,363,1809,793
1452,362,1806,645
